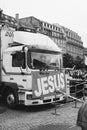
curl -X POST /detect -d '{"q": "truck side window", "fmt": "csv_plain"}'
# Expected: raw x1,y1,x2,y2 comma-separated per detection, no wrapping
12,52,25,68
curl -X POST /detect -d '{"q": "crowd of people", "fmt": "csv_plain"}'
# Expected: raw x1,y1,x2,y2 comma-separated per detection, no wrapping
66,68,87,130
65,68,87,81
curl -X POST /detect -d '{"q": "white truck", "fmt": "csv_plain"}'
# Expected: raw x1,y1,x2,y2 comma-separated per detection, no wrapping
0,11,66,108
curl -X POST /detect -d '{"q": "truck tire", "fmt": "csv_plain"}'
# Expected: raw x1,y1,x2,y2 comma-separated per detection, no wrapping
5,90,16,109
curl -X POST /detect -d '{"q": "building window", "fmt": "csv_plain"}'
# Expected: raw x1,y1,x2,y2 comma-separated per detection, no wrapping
57,27,60,32
56,27,57,31
60,33,62,38
56,33,59,37
53,26,55,30
50,25,52,29
47,24,49,28
44,22,46,27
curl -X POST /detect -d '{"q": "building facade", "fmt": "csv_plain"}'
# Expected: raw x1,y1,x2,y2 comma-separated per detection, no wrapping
40,21,66,54
19,16,84,59
62,27,83,58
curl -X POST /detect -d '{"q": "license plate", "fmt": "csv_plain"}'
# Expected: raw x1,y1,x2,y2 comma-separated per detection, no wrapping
44,96,54,100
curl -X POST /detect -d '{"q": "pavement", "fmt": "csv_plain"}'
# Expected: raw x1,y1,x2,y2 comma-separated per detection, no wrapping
0,101,83,130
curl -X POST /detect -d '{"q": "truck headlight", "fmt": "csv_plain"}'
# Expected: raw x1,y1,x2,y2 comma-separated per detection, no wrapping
26,94,32,100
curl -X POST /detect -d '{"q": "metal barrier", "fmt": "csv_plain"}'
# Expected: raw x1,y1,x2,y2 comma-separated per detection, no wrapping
69,80,86,107
53,80,87,115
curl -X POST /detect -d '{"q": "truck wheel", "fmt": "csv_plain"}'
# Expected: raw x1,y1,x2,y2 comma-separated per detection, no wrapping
5,90,16,109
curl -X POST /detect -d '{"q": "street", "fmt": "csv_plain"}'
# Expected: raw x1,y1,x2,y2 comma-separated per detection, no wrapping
0,101,82,130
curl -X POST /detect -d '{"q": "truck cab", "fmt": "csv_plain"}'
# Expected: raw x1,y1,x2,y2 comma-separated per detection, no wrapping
0,29,66,108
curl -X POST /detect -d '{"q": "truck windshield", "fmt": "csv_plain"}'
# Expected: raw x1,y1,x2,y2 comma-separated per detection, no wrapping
27,50,61,70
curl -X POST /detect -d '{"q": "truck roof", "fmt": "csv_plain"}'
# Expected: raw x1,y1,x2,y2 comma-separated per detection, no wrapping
13,31,61,53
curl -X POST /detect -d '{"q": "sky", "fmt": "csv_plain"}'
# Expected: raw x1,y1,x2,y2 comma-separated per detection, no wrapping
1,0,87,47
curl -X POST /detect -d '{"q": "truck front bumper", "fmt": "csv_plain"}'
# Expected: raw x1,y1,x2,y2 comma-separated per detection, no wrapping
18,90,66,106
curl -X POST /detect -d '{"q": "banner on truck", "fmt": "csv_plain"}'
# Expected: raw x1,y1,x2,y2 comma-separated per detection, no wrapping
32,71,66,99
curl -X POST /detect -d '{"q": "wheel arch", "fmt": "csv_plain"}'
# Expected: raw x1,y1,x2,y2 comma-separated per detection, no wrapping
2,82,19,104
